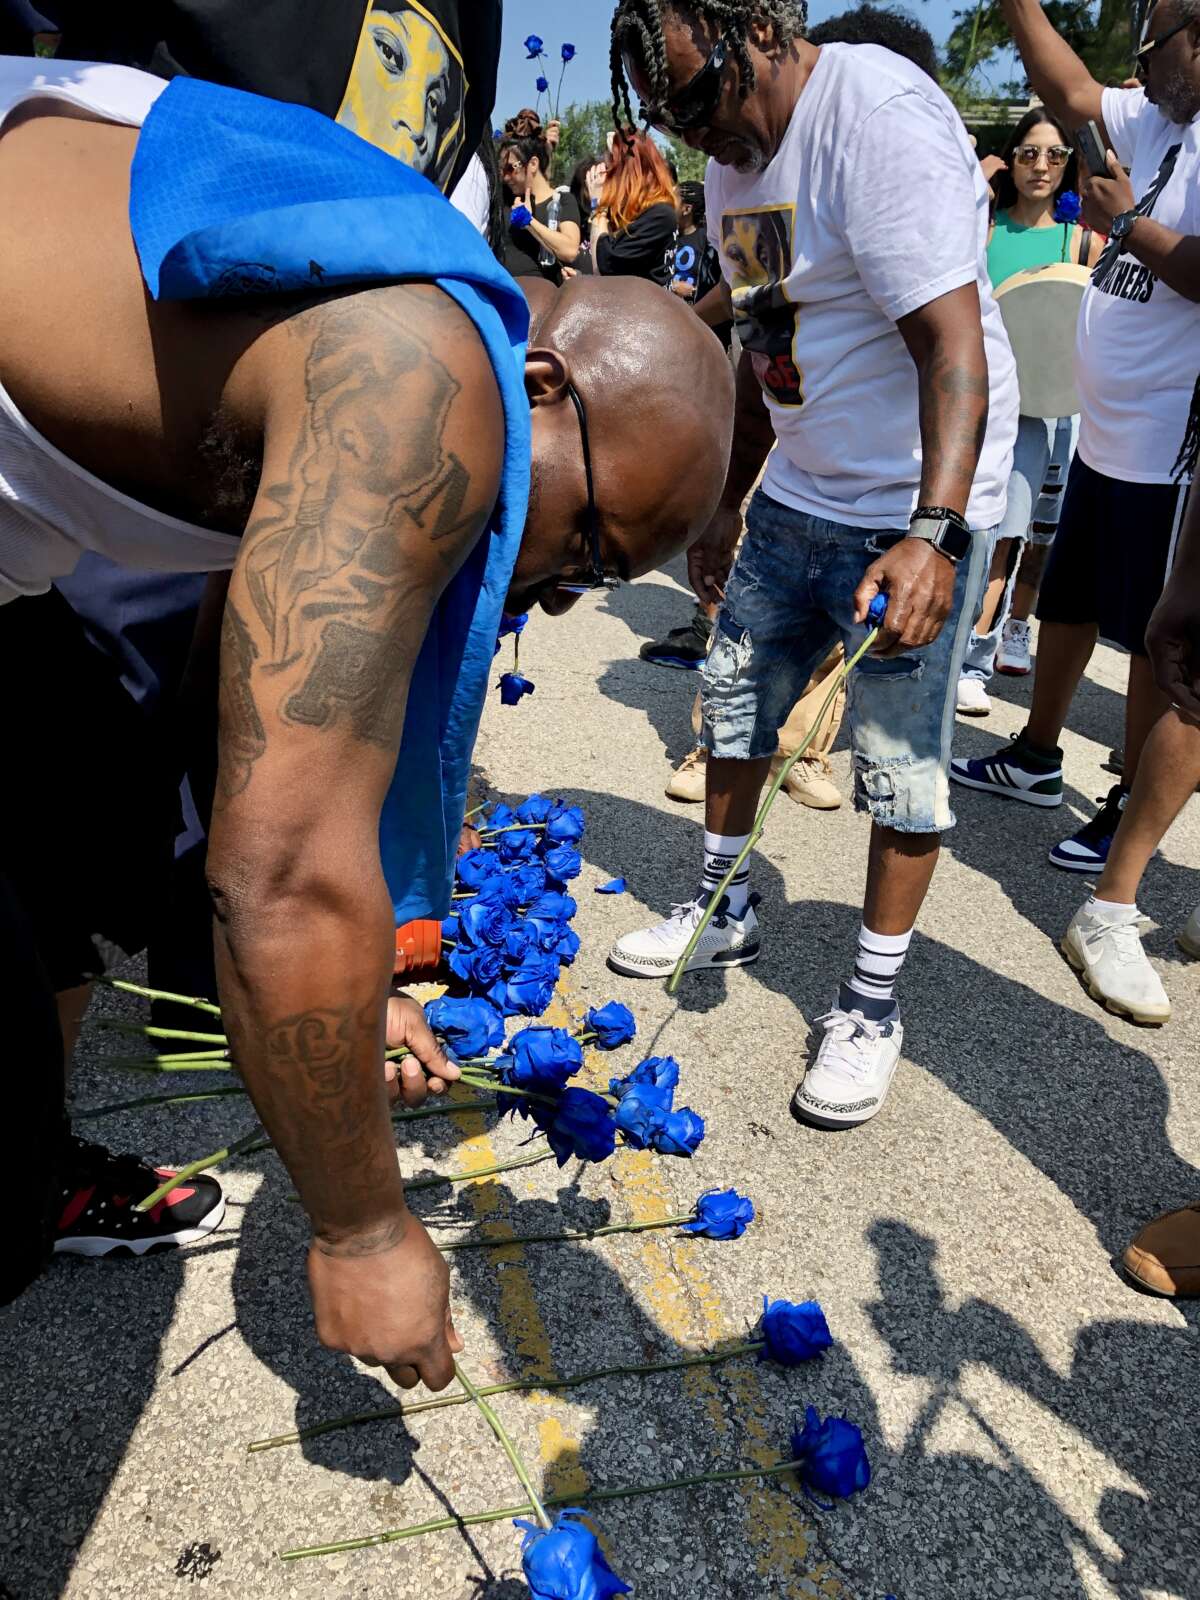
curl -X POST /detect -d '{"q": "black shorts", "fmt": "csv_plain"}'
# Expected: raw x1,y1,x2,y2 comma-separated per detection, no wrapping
1037,457,1189,656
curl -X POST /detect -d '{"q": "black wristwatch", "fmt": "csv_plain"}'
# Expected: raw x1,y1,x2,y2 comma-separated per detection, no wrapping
906,506,972,565
1109,207,1138,244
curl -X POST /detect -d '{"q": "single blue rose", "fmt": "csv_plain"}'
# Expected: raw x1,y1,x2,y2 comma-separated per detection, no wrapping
556,925,582,966
510,860,548,904
457,898,512,949
528,891,577,923
499,612,529,639
790,1406,871,1505
680,1188,755,1239
504,953,560,1017
499,672,534,705
651,1106,705,1157
545,1088,618,1166
523,33,545,58
584,1002,636,1050
543,844,582,883
424,996,505,1058
497,826,542,864
476,871,524,911
596,877,627,894
516,793,553,825
536,74,550,93
456,848,504,891
760,1297,834,1367
545,802,585,845
485,803,517,830
516,1509,630,1600
561,41,577,62
440,913,458,945
1054,188,1082,223
526,916,568,955
448,942,504,991
503,921,540,967
510,204,534,230
613,1088,668,1149
610,1054,678,1108
500,1026,584,1094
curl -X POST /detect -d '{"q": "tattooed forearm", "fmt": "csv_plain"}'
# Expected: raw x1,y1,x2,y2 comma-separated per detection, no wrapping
215,598,266,805
914,345,989,517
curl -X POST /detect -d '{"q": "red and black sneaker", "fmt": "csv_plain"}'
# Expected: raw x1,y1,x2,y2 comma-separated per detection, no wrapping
54,1135,225,1257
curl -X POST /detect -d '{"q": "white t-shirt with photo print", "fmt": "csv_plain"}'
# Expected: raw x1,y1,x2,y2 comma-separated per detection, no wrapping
1076,87,1200,483
705,42,1018,531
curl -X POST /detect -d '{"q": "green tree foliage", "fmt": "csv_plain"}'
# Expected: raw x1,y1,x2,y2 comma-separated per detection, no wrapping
945,0,1142,97
552,99,707,184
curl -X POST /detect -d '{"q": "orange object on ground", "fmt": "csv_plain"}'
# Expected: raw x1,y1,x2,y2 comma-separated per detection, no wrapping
394,919,444,980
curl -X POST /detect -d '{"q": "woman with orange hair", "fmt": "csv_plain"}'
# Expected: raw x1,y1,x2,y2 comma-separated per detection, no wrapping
590,128,680,285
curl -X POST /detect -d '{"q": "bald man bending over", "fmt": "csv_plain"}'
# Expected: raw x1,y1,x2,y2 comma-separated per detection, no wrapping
0,61,733,1388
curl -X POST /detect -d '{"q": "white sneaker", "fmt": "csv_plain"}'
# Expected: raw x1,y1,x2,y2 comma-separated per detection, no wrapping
1062,903,1170,1024
996,618,1033,675
792,1006,903,1129
1180,905,1200,960
608,895,760,979
956,676,991,717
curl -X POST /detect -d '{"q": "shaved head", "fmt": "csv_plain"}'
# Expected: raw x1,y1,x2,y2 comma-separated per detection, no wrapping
510,275,735,611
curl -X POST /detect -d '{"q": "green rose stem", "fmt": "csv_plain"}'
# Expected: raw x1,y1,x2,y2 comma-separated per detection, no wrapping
96,976,222,1017
75,1086,250,1119
91,1019,229,1046
280,1456,804,1560
454,1360,552,1531
137,1127,265,1212
477,823,547,838
248,1341,765,1452
667,626,880,995
440,1209,699,1252
103,1057,233,1074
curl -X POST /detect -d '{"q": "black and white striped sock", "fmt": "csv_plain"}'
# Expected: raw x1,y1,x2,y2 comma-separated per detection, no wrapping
844,923,912,1007
701,830,751,918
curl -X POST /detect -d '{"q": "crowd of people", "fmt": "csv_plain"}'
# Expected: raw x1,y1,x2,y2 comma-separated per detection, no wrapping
0,0,1198,1426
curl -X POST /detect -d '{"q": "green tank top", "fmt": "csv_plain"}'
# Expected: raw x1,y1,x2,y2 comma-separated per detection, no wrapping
987,210,1079,291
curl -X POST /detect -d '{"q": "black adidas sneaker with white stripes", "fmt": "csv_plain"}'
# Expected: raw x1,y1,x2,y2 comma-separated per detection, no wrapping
949,731,1063,807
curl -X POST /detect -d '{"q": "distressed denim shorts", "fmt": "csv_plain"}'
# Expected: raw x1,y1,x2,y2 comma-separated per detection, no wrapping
701,489,991,833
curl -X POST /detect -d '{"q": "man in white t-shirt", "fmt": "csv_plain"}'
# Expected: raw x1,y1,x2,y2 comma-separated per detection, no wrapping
952,0,1200,1023
607,0,1019,1129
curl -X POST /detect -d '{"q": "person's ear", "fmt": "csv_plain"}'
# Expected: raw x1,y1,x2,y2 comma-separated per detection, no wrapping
525,347,573,409
528,155,541,180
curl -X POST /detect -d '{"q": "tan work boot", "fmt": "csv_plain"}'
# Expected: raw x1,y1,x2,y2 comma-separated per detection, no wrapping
666,746,707,804
1178,904,1200,959
772,753,841,810
1121,1202,1200,1296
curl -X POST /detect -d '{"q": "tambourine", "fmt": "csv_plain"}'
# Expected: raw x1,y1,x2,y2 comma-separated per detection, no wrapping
993,263,1091,419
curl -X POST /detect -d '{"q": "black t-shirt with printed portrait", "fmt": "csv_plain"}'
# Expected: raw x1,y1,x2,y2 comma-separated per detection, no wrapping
39,0,499,195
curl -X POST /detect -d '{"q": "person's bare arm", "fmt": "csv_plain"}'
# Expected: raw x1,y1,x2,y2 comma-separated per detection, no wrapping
854,283,990,653
687,347,774,604
999,0,1108,141
525,213,581,264
692,279,734,327
206,283,502,1389
1085,152,1200,300
1147,481,1200,722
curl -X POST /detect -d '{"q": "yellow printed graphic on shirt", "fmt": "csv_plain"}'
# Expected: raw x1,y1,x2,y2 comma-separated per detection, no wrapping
721,204,805,408
337,1,467,192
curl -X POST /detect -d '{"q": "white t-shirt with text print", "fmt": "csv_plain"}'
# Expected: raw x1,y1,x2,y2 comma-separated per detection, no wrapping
1075,87,1200,483
705,43,1018,531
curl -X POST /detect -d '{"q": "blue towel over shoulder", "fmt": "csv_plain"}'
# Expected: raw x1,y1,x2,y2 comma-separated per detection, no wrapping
129,77,531,925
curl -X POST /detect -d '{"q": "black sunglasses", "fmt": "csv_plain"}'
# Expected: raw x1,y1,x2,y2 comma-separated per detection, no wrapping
555,384,620,595
1135,14,1191,69
642,31,731,134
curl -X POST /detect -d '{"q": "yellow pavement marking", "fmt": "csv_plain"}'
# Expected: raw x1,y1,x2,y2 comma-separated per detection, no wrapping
615,1147,845,1597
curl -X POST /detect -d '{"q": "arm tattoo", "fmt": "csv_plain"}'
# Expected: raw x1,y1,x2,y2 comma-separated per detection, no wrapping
217,290,490,800
916,346,989,511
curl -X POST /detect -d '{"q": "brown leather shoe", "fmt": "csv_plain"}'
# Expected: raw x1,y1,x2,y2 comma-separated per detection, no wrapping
1121,1202,1200,1296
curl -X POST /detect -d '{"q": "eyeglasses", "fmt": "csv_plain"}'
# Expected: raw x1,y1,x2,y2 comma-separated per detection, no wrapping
554,384,620,594
1135,14,1191,69
641,31,731,134
1012,143,1072,166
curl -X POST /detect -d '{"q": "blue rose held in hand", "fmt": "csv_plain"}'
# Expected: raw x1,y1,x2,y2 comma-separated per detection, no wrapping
584,1002,636,1050
516,1510,630,1600
536,74,550,93
1054,188,1082,223
499,612,529,639
500,671,536,704
523,33,545,57
760,1297,834,1366
561,41,577,62
424,996,505,1058
681,1188,755,1239
790,1406,871,1504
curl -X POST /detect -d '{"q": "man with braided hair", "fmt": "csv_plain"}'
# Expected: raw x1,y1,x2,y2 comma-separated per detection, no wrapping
608,0,1020,1130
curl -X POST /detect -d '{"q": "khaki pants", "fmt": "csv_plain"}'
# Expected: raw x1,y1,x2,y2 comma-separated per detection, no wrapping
691,642,846,764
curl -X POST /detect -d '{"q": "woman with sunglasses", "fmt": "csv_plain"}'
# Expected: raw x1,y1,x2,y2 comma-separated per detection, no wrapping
955,107,1104,714
499,131,582,287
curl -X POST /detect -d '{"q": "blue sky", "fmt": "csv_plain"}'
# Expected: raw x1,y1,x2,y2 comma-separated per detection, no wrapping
494,0,1009,122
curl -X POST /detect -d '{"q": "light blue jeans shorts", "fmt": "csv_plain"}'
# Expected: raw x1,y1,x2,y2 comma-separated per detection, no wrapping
700,489,991,834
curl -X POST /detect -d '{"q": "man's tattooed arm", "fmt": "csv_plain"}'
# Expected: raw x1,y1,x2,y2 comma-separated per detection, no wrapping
207,283,503,1251
898,281,991,520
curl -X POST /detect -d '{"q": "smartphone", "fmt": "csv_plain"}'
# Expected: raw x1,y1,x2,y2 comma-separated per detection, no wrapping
1074,119,1109,176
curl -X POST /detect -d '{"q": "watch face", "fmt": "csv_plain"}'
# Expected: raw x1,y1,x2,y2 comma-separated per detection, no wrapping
942,522,972,561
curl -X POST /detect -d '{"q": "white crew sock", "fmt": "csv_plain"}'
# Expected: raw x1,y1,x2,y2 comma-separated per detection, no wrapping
702,830,751,918
1088,895,1138,921
845,923,912,1008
